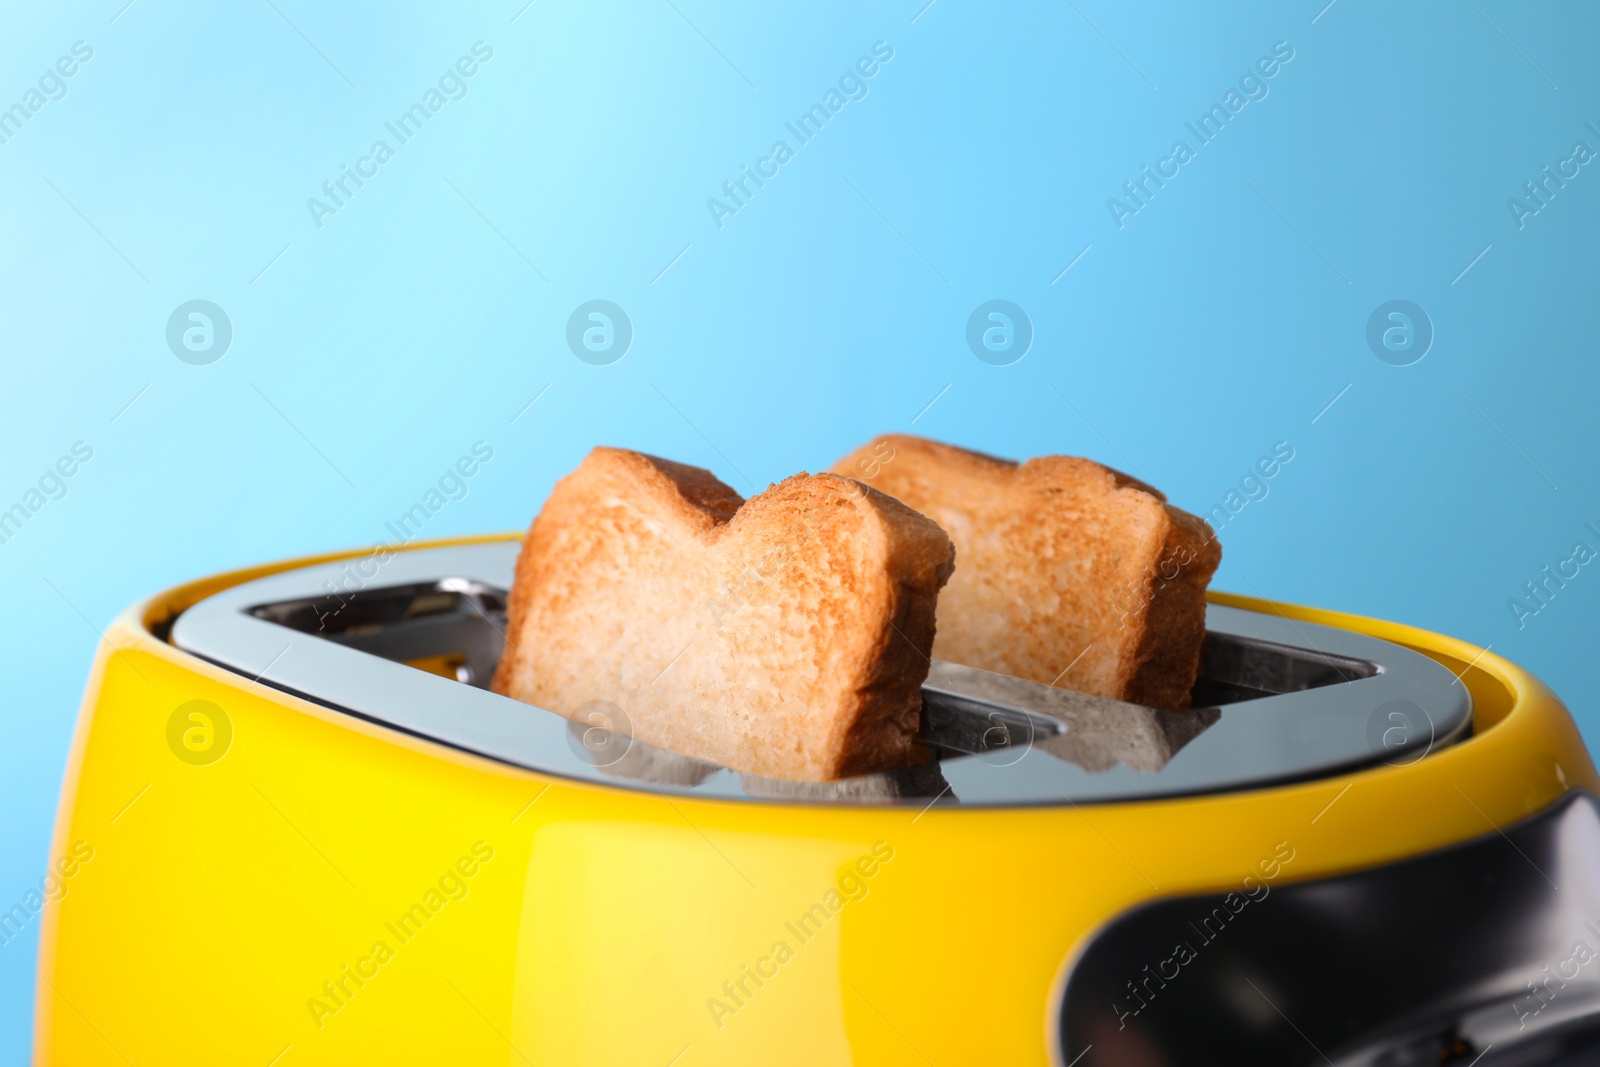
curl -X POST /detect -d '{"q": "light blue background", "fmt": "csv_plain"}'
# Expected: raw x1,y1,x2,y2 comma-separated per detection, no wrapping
2,0,1597,1053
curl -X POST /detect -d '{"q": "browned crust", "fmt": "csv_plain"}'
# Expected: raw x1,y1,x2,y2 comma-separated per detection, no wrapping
830,434,1221,709
1122,507,1223,708
832,483,955,777
491,448,954,780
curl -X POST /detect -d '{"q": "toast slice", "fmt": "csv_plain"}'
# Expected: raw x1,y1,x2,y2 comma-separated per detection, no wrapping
490,447,955,780
831,435,1220,708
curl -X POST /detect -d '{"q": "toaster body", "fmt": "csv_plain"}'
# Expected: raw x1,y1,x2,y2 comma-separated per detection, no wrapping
34,536,1600,1065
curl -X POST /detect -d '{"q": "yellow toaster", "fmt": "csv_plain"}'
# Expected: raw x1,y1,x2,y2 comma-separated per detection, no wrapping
34,534,1600,1065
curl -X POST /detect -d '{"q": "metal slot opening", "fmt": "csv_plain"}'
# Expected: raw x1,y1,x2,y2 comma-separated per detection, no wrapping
251,579,507,688
247,581,1378,714
1193,631,1379,706
920,688,1063,756
240,580,1382,772
249,579,1068,755
172,542,1473,805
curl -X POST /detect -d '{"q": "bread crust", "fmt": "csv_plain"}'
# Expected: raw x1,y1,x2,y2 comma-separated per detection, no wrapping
491,447,955,780
831,435,1221,708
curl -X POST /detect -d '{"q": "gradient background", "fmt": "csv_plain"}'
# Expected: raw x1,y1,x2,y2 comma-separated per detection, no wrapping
3,0,1598,1053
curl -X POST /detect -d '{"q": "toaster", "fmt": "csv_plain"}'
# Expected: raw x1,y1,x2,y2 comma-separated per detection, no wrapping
34,535,1600,1065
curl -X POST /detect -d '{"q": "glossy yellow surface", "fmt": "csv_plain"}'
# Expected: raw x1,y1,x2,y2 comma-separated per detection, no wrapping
35,537,1597,1065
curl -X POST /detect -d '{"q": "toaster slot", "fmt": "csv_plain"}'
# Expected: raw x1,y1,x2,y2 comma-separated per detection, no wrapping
244,577,1076,758
1193,630,1379,705
920,687,1064,757
250,579,507,688
170,542,1473,806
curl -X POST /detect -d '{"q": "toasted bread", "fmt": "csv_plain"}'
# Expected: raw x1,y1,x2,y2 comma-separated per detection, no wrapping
831,435,1220,708
491,447,955,780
